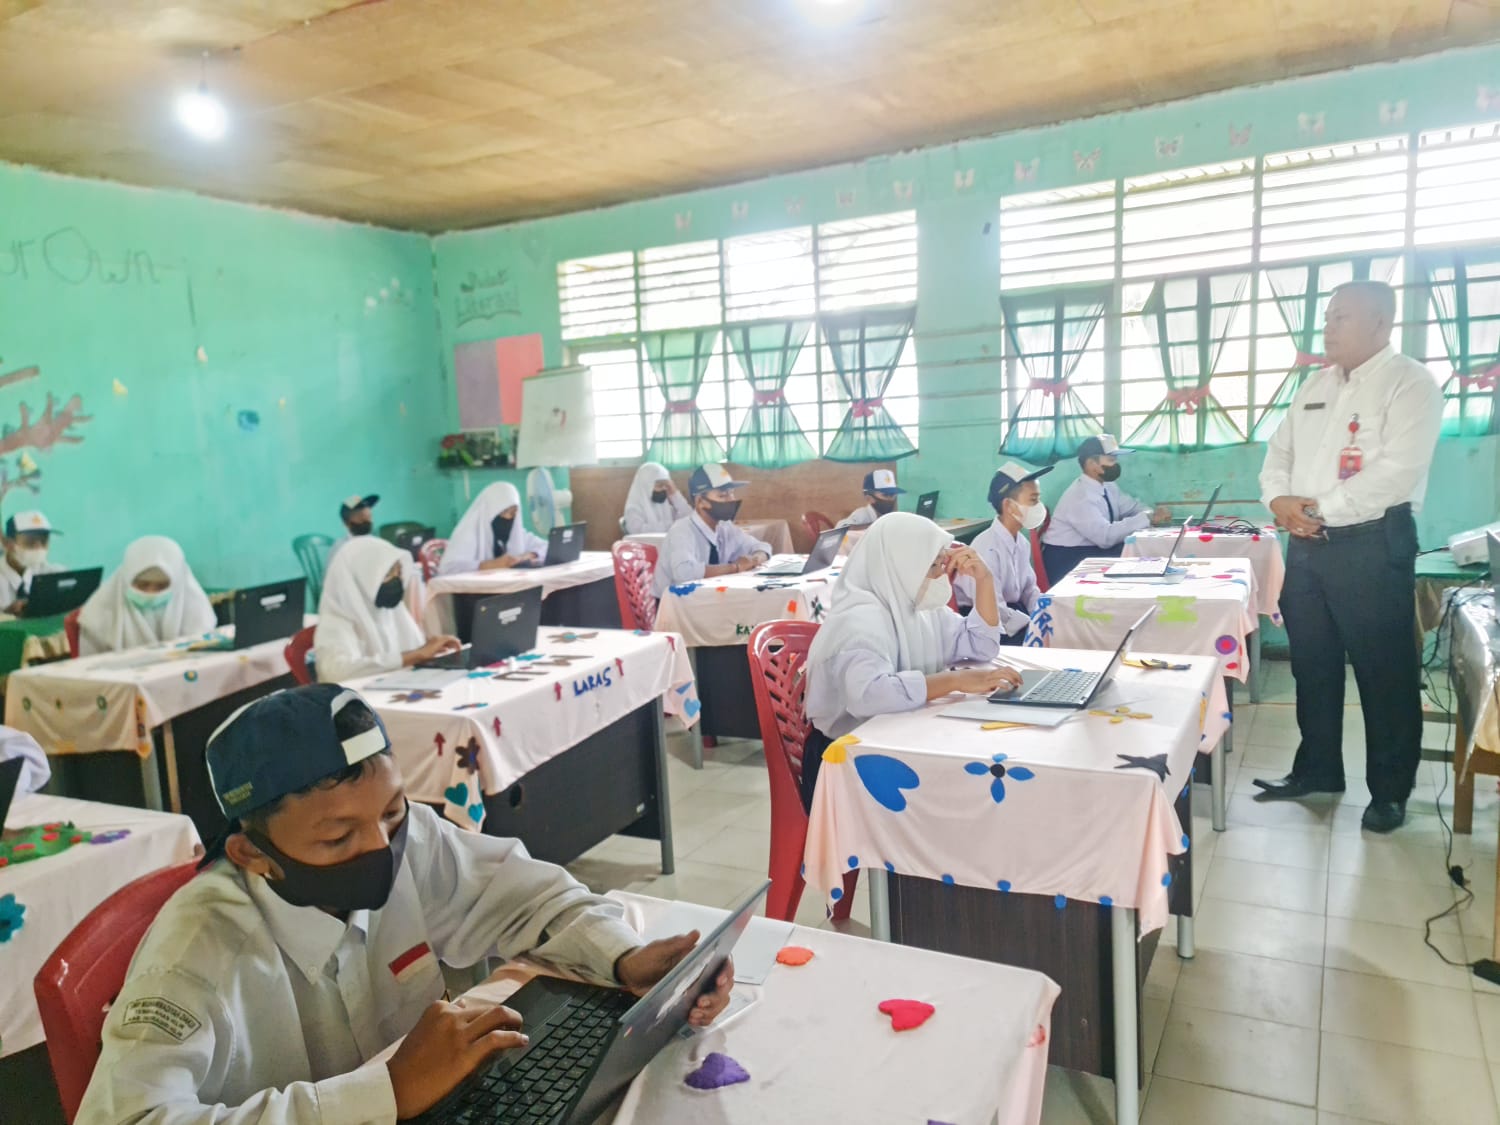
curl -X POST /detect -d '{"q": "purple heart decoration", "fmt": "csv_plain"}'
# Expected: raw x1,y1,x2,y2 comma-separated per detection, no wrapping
684,1052,750,1091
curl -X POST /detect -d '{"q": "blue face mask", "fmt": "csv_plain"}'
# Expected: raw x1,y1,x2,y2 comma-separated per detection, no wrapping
125,586,172,613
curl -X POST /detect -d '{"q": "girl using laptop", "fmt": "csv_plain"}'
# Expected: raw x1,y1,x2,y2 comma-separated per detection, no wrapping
437,482,548,575
77,536,216,655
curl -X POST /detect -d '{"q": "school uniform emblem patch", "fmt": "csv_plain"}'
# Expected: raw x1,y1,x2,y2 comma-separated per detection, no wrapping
389,942,436,985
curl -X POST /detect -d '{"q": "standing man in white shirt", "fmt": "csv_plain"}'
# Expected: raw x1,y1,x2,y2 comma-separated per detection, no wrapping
653,464,772,596
838,469,905,528
1040,434,1172,582
954,461,1053,645
1254,281,1444,833
0,509,64,614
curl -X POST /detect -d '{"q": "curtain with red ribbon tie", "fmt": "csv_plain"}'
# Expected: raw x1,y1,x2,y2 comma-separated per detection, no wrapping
1425,253,1500,437
822,306,917,462
1127,273,1250,450
999,291,1108,463
725,318,815,468
642,328,725,468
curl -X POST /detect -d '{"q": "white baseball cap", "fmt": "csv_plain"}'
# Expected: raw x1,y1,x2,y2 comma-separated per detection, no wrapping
862,469,906,495
689,464,750,497
4,510,57,537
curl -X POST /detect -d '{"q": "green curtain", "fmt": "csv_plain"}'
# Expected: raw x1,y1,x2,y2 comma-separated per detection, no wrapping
1426,255,1500,438
822,306,918,462
642,328,725,468
999,292,1107,463
1127,273,1249,450
726,318,815,468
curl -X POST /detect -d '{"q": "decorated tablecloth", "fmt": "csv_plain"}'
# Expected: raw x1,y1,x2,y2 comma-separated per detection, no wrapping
423,891,1058,1125
1029,557,1257,684
2,625,301,757
351,628,698,831
0,793,200,1056
651,568,837,648
1122,525,1285,623
1452,592,1499,760
423,553,616,634
805,648,1229,937
624,519,795,557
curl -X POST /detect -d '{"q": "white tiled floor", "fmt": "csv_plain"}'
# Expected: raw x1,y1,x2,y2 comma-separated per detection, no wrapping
563,659,1500,1124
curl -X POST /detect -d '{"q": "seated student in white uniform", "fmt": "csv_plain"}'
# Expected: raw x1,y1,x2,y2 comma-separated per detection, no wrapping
1040,433,1172,582
0,723,51,794
838,469,905,528
800,513,1022,811
314,538,460,683
954,461,1053,645
621,462,691,535
75,684,733,1125
437,481,549,576
76,535,216,655
0,509,64,615
653,464,773,597
325,492,378,568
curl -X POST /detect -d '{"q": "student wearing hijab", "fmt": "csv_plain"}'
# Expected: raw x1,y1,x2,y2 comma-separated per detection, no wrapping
838,469,905,528
954,461,1052,645
315,538,461,683
77,535,216,655
1041,434,1172,581
437,481,549,576
621,462,691,535
800,512,1023,810
652,464,773,597
0,510,64,614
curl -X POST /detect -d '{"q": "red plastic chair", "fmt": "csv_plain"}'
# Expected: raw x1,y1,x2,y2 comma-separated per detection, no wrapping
1030,512,1051,592
284,624,316,685
611,540,659,632
417,538,447,582
802,511,834,543
64,608,81,658
746,621,857,924
34,861,199,1122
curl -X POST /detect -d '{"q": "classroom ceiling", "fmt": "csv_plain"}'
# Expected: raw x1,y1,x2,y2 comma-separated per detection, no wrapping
1,0,1499,232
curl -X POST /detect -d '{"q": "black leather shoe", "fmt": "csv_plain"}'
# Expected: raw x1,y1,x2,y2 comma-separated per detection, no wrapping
1361,800,1406,833
1251,773,1345,801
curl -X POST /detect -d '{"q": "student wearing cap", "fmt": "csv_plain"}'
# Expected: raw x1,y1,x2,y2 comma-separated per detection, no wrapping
0,509,63,614
838,469,905,528
652,464,773,597
76,535,216,655
1040,433,1172,581
76,683,734,1125
801,513,1023,811
621,462,691,535
326,493,378,568
315,538,461,683
954,462,1053,644
437,481,549,576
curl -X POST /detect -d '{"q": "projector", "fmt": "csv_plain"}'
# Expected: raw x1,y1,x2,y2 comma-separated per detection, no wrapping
1448,520,1500,567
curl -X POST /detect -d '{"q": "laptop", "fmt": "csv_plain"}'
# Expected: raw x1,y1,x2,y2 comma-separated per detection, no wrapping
516,523,586,569
987,607,1156,709
1104,485,1224,580
0,756,22,833
369,588,542,690
231,579,306,650
394,525,437,559
759,526,846,577
416,881,768,1125
22,567,103,618
1183,484,1223,528
916,491,939,520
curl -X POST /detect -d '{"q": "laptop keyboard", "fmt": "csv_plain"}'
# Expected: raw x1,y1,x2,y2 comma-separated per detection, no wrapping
1023,669,1099,704
428,990,634,1125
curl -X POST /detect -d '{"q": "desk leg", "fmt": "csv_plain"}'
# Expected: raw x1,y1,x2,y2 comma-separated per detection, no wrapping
1212,729,1227,833
163,720,183,815
1177,782,1196,959
650,703,675,876
1249,624,1263,705
1223,677,1234,758
1456,710,1474,836
1111,905,1140,1125
139,746,164,812
867,866,891,943
686,648,704,770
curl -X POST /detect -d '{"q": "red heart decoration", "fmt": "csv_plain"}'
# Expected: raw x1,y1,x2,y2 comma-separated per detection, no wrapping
878,998,935,1031
775,945,814,967
1198,533,1214,542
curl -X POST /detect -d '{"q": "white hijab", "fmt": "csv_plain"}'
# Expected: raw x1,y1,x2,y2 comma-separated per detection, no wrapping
439,482,532,575
622,462,687,534
78,535,216,655
315,537,425,683
808,512,953,684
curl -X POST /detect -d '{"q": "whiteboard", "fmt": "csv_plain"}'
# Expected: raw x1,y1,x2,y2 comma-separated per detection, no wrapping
516,365,597,468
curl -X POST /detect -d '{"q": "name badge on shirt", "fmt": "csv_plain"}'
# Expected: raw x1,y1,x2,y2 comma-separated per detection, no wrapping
1302,402,1326,411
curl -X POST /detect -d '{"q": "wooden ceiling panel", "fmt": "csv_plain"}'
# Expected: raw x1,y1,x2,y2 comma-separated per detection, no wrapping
2,0,1498,230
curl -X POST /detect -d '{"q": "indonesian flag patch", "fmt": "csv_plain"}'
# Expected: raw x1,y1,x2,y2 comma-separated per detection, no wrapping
389,942,436,985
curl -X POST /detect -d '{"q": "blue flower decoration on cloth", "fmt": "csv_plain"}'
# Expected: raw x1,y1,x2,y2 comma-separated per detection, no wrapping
0,893,26,942
853,755,920,812
89,829,131,845
668,582,701,596
963,753,1035,803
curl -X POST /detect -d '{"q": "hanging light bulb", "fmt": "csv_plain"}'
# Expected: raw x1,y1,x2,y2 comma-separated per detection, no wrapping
176,53,227,141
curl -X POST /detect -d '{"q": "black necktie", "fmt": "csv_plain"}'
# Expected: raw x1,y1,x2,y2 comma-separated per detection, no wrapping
708,545,720,566
1104,488,1116,522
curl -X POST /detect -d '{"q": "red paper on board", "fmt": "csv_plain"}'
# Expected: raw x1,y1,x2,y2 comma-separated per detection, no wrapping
496,334,545,426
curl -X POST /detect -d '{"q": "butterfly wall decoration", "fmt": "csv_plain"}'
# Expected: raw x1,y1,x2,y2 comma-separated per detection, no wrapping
1479,86,1499,112
785,196,804,216
1012,159,1037,185
731,200,750,220
1154,136,1182,159
955,167,977,190
1379,100,1407,126
835,189,856,208
1073,148,1101,173
1228,123,1252,147
1298,111,1325,138
892,179,915,202
674,211,692,233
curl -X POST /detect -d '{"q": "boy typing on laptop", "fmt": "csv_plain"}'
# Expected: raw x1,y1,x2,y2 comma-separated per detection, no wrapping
76,684,731,1124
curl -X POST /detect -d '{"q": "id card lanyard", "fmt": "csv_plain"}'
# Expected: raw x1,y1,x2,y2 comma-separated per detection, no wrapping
1338,414,1362,480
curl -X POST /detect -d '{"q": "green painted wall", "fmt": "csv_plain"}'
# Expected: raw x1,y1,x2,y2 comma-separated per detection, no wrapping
431,42,1500,554
0,163,453,589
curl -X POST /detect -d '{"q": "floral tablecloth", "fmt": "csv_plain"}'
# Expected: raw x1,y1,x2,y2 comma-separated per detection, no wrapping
652,568,838,648
351,628,698,830
1029,557,1258,684
805,648,1228,937
1123,525,1285,623
423,552,616,634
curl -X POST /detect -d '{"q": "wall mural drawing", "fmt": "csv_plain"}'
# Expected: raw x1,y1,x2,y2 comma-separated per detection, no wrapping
0,356,92,508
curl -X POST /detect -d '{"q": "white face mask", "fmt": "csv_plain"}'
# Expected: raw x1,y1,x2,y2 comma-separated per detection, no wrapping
915,574,952,612
1018,501,1047,532
15,546,47,571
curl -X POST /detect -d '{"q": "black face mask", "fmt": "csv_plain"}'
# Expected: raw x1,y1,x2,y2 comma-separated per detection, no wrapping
491,515,514,554
705,498,742,523
349,520,373,537
1099,463,1122,483
247,807,408,913
871,496,897,516
374,576,405,609
650,490,670,504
